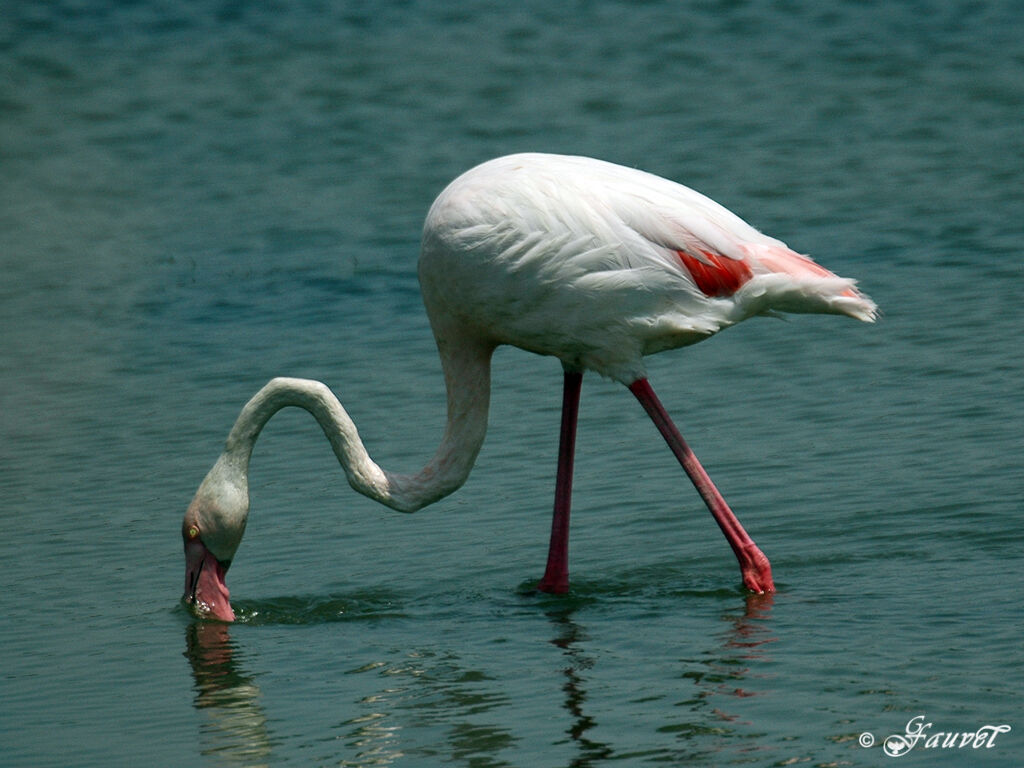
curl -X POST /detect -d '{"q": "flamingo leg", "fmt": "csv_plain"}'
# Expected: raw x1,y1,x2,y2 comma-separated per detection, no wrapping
537,369,583,593
627,378,775,593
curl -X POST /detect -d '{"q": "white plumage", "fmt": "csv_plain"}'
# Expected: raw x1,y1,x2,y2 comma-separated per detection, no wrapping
420,153,875,382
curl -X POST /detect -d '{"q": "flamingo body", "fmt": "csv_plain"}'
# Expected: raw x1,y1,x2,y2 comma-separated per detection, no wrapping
420,153,874,383
183,153,875,621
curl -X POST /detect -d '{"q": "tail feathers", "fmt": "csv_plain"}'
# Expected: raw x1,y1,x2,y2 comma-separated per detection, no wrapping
739,243,878,322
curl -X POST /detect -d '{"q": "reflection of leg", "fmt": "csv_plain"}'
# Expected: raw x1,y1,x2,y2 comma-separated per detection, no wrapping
627,378,774,594
547,610,613,763
537,370,583,593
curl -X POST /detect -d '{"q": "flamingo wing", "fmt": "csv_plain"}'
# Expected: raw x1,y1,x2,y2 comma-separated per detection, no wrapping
587,159,878,322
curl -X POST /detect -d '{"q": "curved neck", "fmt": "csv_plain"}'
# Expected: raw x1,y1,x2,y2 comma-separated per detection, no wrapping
222,341,494,513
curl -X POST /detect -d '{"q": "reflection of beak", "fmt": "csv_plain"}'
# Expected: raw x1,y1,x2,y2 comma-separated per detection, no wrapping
184,537,235,622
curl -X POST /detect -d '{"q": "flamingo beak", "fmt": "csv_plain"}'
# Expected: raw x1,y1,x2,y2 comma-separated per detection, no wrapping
183,537,235,622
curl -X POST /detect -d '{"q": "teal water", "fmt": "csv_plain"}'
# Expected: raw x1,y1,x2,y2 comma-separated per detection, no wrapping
2,1,1022,765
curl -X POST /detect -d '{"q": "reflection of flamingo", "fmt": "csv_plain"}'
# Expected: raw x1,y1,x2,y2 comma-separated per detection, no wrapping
184,623,271,762
183,153,876,621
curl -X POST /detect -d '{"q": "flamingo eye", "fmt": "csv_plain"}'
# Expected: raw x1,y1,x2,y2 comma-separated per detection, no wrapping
187,525,200,540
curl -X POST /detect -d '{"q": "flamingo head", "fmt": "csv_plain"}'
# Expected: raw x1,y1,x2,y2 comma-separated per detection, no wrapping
182,455,249,622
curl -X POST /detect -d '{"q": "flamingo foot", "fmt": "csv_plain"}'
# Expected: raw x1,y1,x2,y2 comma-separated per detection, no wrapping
738,544,775,594
536,574,570,594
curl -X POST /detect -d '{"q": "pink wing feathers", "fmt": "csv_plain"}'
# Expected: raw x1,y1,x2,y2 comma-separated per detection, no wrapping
675,248,753,297
620,190,876,319
671,238,876,321
674,241,862,300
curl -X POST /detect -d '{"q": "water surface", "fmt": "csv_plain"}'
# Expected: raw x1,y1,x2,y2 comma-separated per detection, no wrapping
2,1,1022,765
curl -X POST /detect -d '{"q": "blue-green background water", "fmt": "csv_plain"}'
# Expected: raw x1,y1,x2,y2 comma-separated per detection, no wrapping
2,1,1022,765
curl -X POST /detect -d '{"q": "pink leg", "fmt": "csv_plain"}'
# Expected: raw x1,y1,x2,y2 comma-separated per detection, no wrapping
628,378,775,593
537,370,583,593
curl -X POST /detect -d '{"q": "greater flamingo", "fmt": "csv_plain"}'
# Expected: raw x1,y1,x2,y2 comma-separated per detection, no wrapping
183,153,876,621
